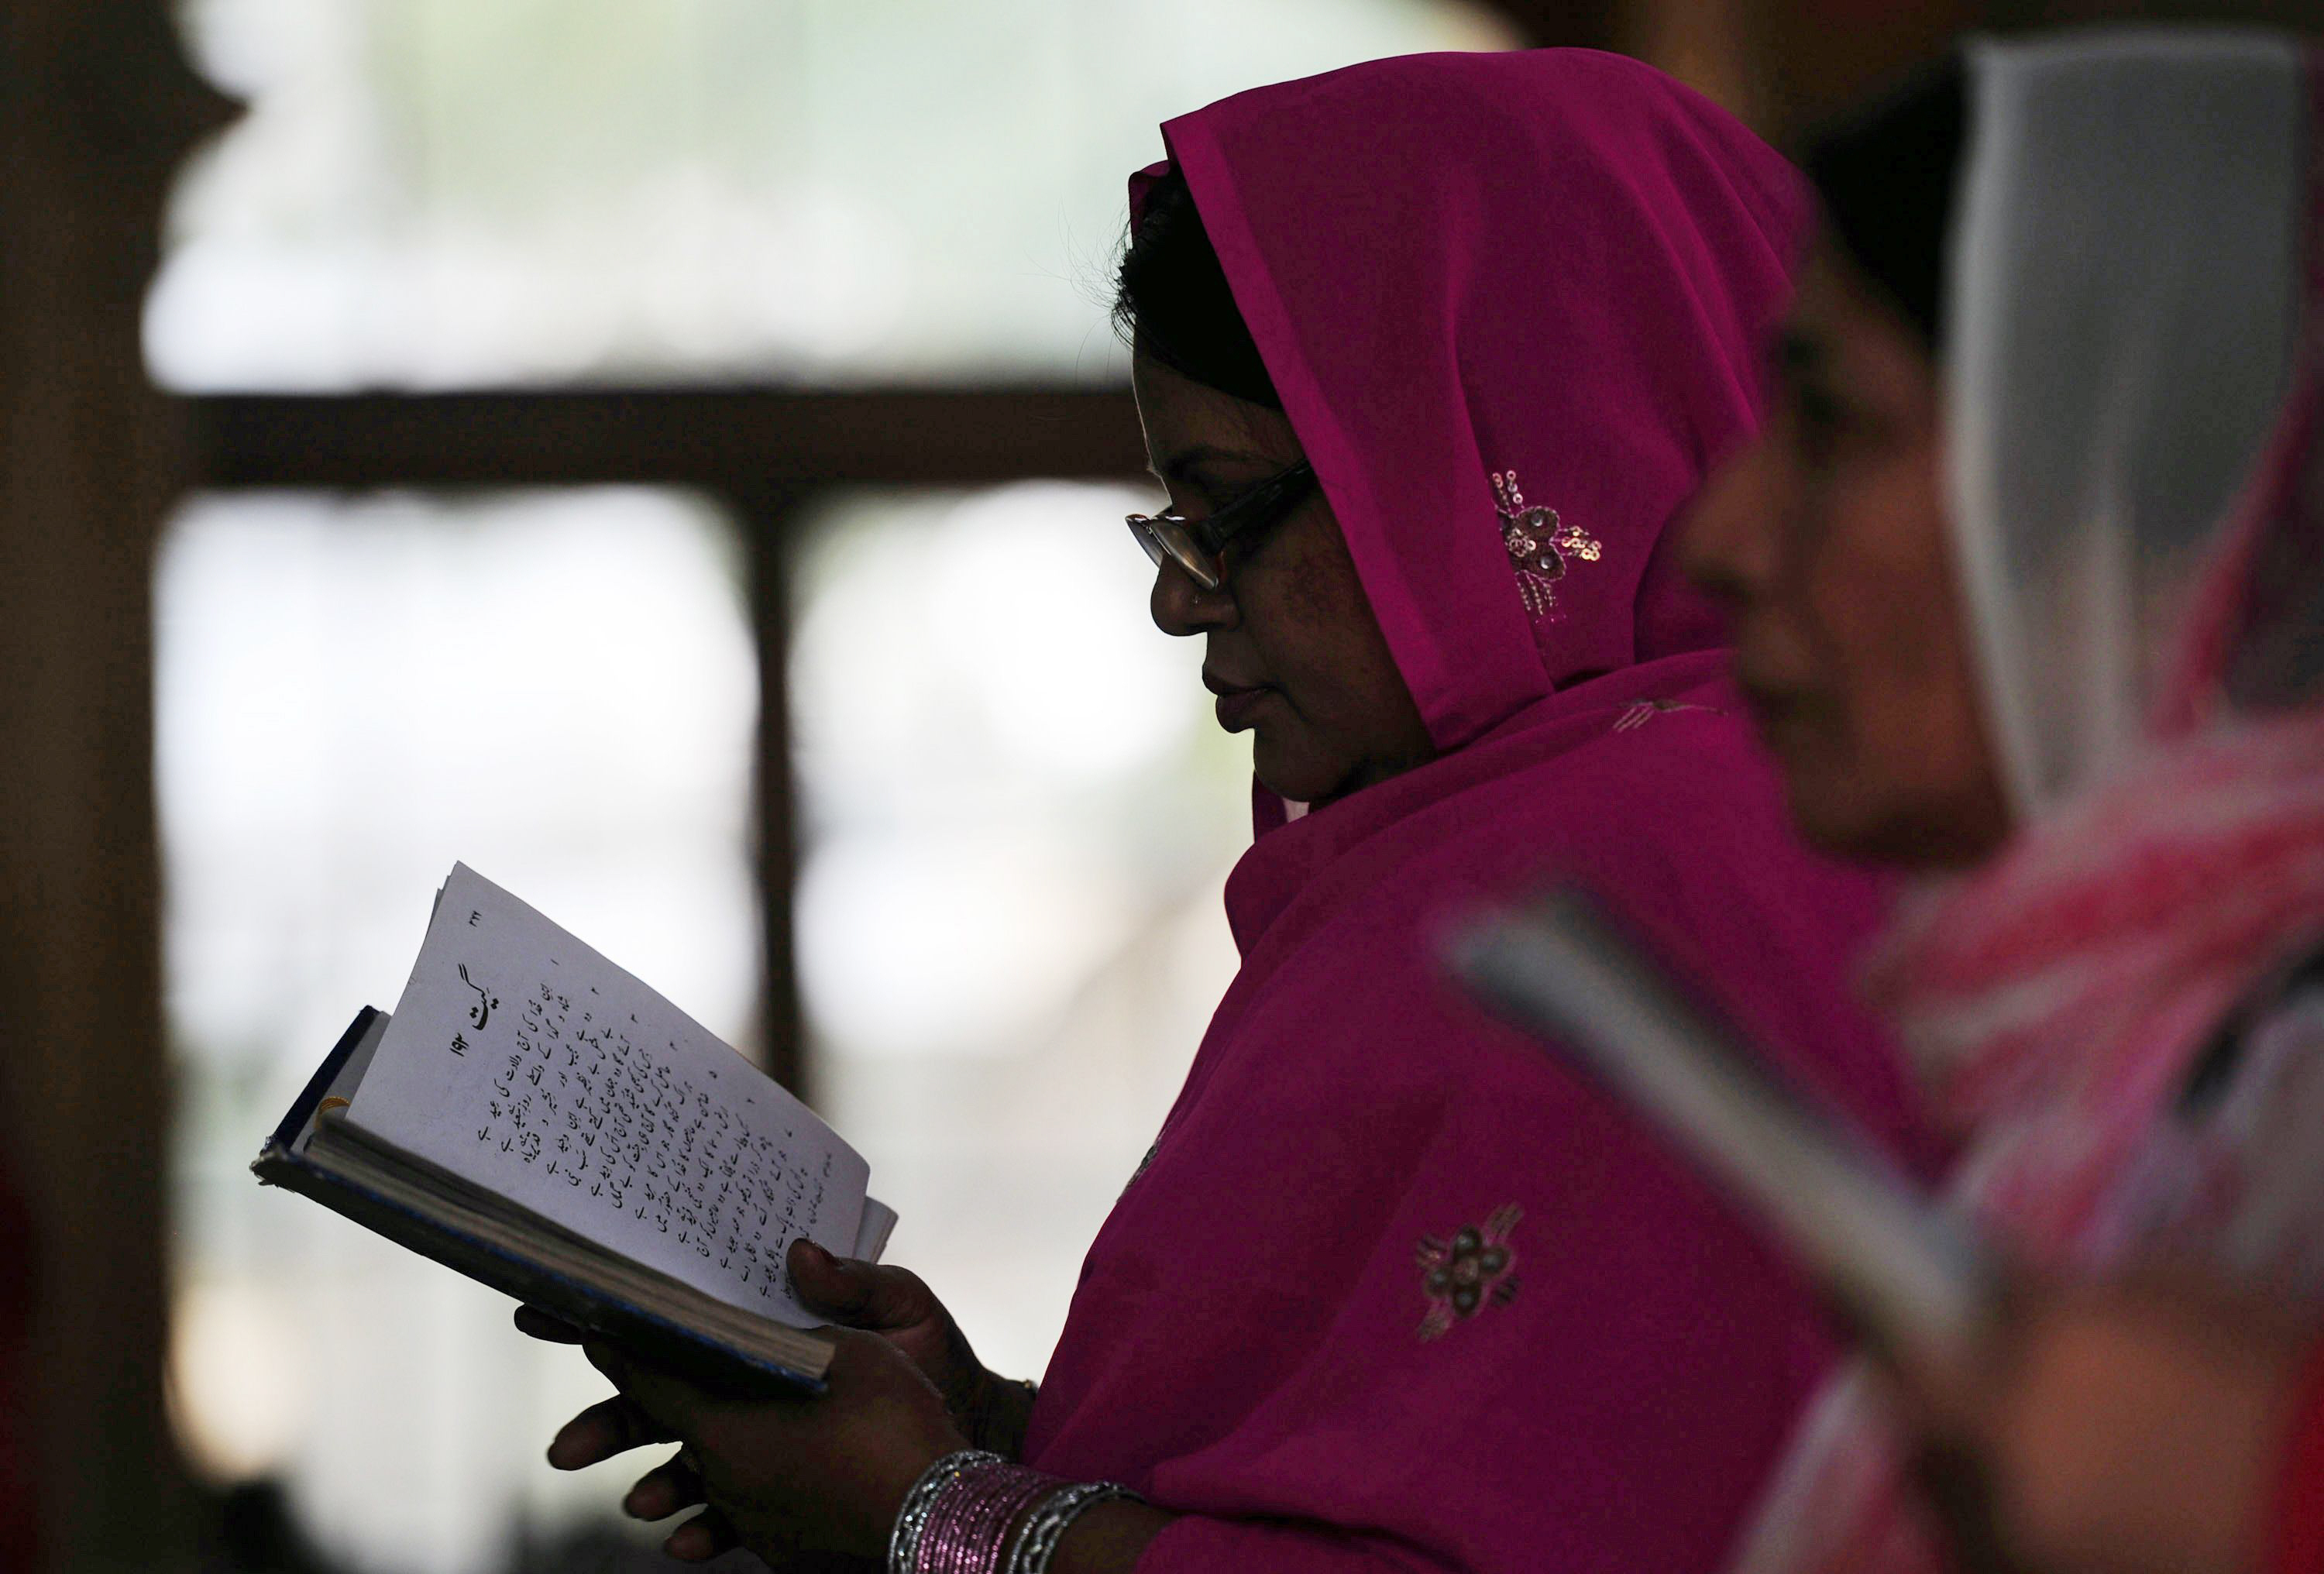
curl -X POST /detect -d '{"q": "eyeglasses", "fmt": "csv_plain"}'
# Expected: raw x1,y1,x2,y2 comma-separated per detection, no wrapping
1126,459,1318,593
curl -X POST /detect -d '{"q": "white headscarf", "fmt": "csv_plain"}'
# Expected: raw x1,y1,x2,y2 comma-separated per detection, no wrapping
1948,29,2305,815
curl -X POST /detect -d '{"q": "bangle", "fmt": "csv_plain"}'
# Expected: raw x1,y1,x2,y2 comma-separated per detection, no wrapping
889,1449,1002,1574
889,1453,1143,1574
925,1463,1054,1574
1007,1480,1143,1574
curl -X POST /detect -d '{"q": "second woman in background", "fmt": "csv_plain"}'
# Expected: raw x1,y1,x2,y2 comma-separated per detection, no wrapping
1686,29,2324,1574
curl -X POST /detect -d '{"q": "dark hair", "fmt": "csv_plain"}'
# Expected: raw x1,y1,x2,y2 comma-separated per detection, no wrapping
1801,55,1968,350
1112,166,1282,408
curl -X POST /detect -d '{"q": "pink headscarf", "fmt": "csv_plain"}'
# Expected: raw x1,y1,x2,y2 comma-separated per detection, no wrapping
1143,49,1806,751
1022,50,1937,1572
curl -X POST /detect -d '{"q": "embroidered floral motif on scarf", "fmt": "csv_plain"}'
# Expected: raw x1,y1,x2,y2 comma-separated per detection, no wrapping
1119,1140,1159,1199
1614,698,1724,733
1415,1203,1523,1340
1493,469,1602,620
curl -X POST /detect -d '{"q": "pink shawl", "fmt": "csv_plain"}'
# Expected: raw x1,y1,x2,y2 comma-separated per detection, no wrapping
1022,50,1938,1572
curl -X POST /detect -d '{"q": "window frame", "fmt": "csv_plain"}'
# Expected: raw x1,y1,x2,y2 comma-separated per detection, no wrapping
185,384,1147,1095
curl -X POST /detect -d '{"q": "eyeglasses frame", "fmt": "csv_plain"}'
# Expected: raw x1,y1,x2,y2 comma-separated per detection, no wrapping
1126,459,1318,593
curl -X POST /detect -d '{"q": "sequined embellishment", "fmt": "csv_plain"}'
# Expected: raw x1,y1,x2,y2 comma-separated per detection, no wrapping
1613,698,1721,733
1119,1140,1160,1200
1492,469,1601,620
1415,1203,1522,1341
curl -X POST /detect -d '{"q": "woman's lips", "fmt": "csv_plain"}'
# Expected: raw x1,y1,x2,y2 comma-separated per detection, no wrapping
1214,687,1271,730
1204,671,1273,731
1737,676,1797,725
1733,651,1806,723
1735,675,1791,720
1737,675,1825,758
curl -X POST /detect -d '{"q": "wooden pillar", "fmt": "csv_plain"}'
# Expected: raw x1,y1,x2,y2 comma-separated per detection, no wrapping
0,4,234,1569
1618,0,1769,125
732,486,815,1101
1476,0,1622,47
1732,0,1978,137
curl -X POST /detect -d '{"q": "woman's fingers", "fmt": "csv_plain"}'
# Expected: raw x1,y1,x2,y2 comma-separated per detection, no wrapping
513,1304,586,1343
788,1239,933,1332
546,1394,678,1469
623,1450,706,1521
583,1340,761,1442
662,1505,741,1563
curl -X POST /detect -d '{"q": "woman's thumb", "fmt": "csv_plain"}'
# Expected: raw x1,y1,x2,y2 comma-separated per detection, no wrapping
788,1238,866,1308
788,1238,933,1332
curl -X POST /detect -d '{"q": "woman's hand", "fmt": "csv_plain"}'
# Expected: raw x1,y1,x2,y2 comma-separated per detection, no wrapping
542,1323,970,1565
786,1239,1034,1459
1892,1278,2315,1574
517,1239,1033,1459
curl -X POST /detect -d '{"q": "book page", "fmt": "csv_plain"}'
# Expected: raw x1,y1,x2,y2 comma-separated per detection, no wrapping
347,864,868,1326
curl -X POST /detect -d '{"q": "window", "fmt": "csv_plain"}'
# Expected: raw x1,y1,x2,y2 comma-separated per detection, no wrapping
789,482,1248,1378
154,0,1511,388
159,489,759,1568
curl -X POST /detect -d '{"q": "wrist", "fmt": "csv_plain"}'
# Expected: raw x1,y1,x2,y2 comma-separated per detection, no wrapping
865,1405,978,1556
964,1369,1039,1459
1045,1500,1174,1574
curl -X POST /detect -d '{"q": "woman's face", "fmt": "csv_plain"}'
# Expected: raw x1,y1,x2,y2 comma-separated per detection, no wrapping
1133,352,1436,808
1680,240,2010,867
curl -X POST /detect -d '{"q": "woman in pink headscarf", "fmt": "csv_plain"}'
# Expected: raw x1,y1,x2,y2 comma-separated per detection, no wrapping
528,49,1935,1573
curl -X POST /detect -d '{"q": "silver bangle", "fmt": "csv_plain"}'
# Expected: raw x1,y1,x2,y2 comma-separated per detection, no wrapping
889,1449,1003,1574
1006,1479,1143,1574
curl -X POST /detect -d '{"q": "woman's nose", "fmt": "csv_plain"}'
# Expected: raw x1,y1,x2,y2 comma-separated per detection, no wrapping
1150,558,1237,637
1678,439,1778,607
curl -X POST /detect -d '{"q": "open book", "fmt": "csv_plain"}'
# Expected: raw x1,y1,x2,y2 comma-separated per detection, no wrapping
253,863,895,1392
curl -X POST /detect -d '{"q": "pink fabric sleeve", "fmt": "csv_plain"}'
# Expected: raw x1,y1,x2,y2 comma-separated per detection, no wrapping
1138,1513,1462,1572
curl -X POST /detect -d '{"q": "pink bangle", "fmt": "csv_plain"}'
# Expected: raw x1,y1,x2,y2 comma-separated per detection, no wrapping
2271,1334,2324,1574
918,1459,1060,1574
889,1452,1142,1574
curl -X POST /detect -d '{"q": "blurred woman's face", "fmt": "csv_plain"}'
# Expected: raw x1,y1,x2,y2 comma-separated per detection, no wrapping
1681,240,2010,867
1133,352,1436,808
